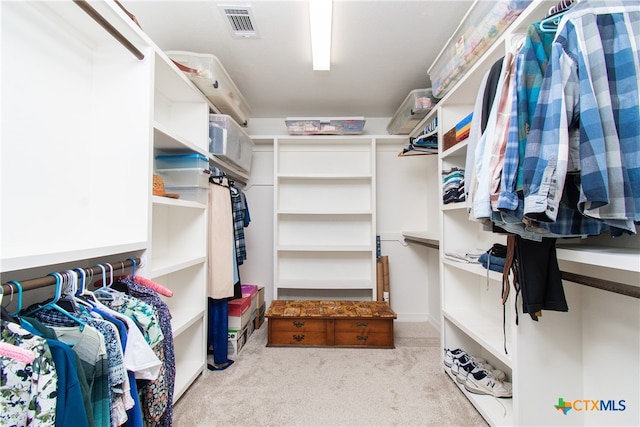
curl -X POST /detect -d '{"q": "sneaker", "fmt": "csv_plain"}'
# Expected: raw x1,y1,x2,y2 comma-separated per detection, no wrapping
464,369,512,397
443,348,467,368
452,356,477,384
470,359,506,382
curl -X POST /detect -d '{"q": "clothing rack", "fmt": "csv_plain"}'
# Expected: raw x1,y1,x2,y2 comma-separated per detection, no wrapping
73,0,144,60
1,256,141,295
561,271,639,299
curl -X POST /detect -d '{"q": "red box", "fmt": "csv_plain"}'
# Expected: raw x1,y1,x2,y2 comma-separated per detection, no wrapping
228,295,251,317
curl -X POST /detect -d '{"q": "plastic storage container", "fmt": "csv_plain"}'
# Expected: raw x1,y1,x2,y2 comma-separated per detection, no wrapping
167,51,252,126
155,153,209,170
164,186,209,205
156,168,209,188
387,89,437,135
428,0,532,98
209,114,254,173
284,117,366,135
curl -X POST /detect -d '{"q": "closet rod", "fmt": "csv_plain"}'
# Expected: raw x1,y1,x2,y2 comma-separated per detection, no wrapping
560,271,639,299
73,0,144,60
1,256,141,295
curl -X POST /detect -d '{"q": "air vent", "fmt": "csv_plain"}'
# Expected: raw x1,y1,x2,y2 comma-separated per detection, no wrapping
220,6,259,39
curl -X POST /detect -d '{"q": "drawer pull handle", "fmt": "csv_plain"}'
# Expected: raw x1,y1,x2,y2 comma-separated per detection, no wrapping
356,335,368,342
293,334,305,342
356,321,368,327
293,321,305,328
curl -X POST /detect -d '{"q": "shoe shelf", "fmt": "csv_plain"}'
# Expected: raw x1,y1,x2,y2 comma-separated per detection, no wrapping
443,368,514,426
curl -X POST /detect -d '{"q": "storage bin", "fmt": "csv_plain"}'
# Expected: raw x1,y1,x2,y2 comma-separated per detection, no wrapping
155,153,209,170
164,185,209,205
209,114,254,173
156,168,209,188
428,0,532,98
387,89,437,135
285,117,366,135
167,50,252,126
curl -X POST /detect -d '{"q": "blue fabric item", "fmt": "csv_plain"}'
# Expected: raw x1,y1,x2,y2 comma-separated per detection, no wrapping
479,253,507,272
208,298,232,367
47,339,90,427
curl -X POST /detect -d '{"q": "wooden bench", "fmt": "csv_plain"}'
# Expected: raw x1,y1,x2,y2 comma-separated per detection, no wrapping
265,300,397,348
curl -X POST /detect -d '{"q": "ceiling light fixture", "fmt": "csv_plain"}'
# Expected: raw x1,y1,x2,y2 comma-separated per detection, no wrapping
309,0,333,71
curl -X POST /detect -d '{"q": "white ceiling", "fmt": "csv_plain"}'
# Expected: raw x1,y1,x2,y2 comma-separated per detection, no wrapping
122,0,474,119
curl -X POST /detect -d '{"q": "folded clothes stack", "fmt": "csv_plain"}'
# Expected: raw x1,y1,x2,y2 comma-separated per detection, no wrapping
479,243,507,273
442,168,465,205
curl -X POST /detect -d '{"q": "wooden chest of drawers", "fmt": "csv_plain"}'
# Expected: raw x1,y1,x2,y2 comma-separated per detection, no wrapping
265,300,396,348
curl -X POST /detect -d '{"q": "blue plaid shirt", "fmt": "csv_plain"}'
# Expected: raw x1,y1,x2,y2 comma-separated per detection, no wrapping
523,0,640,234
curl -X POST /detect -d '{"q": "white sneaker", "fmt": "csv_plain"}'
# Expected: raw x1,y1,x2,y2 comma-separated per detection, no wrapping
464,369,512,398
452,355,476,384
443,348,467,368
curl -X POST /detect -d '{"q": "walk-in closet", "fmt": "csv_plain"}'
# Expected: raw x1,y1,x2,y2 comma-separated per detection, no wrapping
2,0,638,426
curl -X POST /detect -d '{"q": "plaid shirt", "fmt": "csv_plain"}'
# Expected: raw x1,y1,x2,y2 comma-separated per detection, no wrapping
523,0,640,233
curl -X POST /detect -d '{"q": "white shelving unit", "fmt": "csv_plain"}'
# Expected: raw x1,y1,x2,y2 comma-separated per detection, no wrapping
1,0,221,407
1,0,151,272
148,38,212,405
411,1,640,425
273,137,377,300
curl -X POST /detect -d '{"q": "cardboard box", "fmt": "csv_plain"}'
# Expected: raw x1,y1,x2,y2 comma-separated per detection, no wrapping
254,302,266,329
256,286,265,308
228,324,249,356
228,295,252,330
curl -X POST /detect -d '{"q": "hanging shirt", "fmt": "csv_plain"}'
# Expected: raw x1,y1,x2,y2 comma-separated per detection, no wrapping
0,320,58,427
523,0,640,233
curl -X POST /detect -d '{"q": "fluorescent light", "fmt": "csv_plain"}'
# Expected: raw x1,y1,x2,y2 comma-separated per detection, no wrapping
309,0,332,71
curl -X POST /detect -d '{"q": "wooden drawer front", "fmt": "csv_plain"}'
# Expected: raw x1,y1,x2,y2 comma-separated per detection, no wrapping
334,319,393,347
268,319,328,346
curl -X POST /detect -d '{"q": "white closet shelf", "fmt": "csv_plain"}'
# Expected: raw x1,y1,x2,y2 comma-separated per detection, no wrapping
402,231,440,249
442,309,512,367
277,174,372,180
148,256,207,279
277,210,373,215
276,279,374,289
277,245,373,252
154,123,208,156
441,139,469,159
172,309,205,336
152,195,206,209
556,244,640,273
443,369,514,426
441,202,467,211
441,258,503,282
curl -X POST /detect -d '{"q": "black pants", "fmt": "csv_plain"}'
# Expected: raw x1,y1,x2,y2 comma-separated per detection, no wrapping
515,235,568,320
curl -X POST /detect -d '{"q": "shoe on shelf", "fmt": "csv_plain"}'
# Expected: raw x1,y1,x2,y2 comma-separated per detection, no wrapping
443,348,467,368
464,369,512,398
452,356,477,384
471,359,507,382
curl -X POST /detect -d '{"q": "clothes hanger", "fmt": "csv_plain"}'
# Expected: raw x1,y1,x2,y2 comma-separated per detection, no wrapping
5,280,23,317
24,272,86,330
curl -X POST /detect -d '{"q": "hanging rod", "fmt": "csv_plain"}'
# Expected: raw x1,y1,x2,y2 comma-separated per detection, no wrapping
73,0,144,60
561,271,639,299
1,257,141,295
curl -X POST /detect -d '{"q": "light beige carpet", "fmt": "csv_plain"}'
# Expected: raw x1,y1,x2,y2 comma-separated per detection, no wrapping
172,321,487,426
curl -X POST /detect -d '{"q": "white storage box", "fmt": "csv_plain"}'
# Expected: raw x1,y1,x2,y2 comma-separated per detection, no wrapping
209,114,254,173
156,168,209,188
428,0,532,98
285,117,366,135
164,186,209,205
387,89,437,135
155,153,209,170
167,50,252,126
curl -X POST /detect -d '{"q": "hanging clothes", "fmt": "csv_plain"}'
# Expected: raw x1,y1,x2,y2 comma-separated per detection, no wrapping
117,277,176,427
208,178,237,299
523,0,640,233
0,319,58,427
